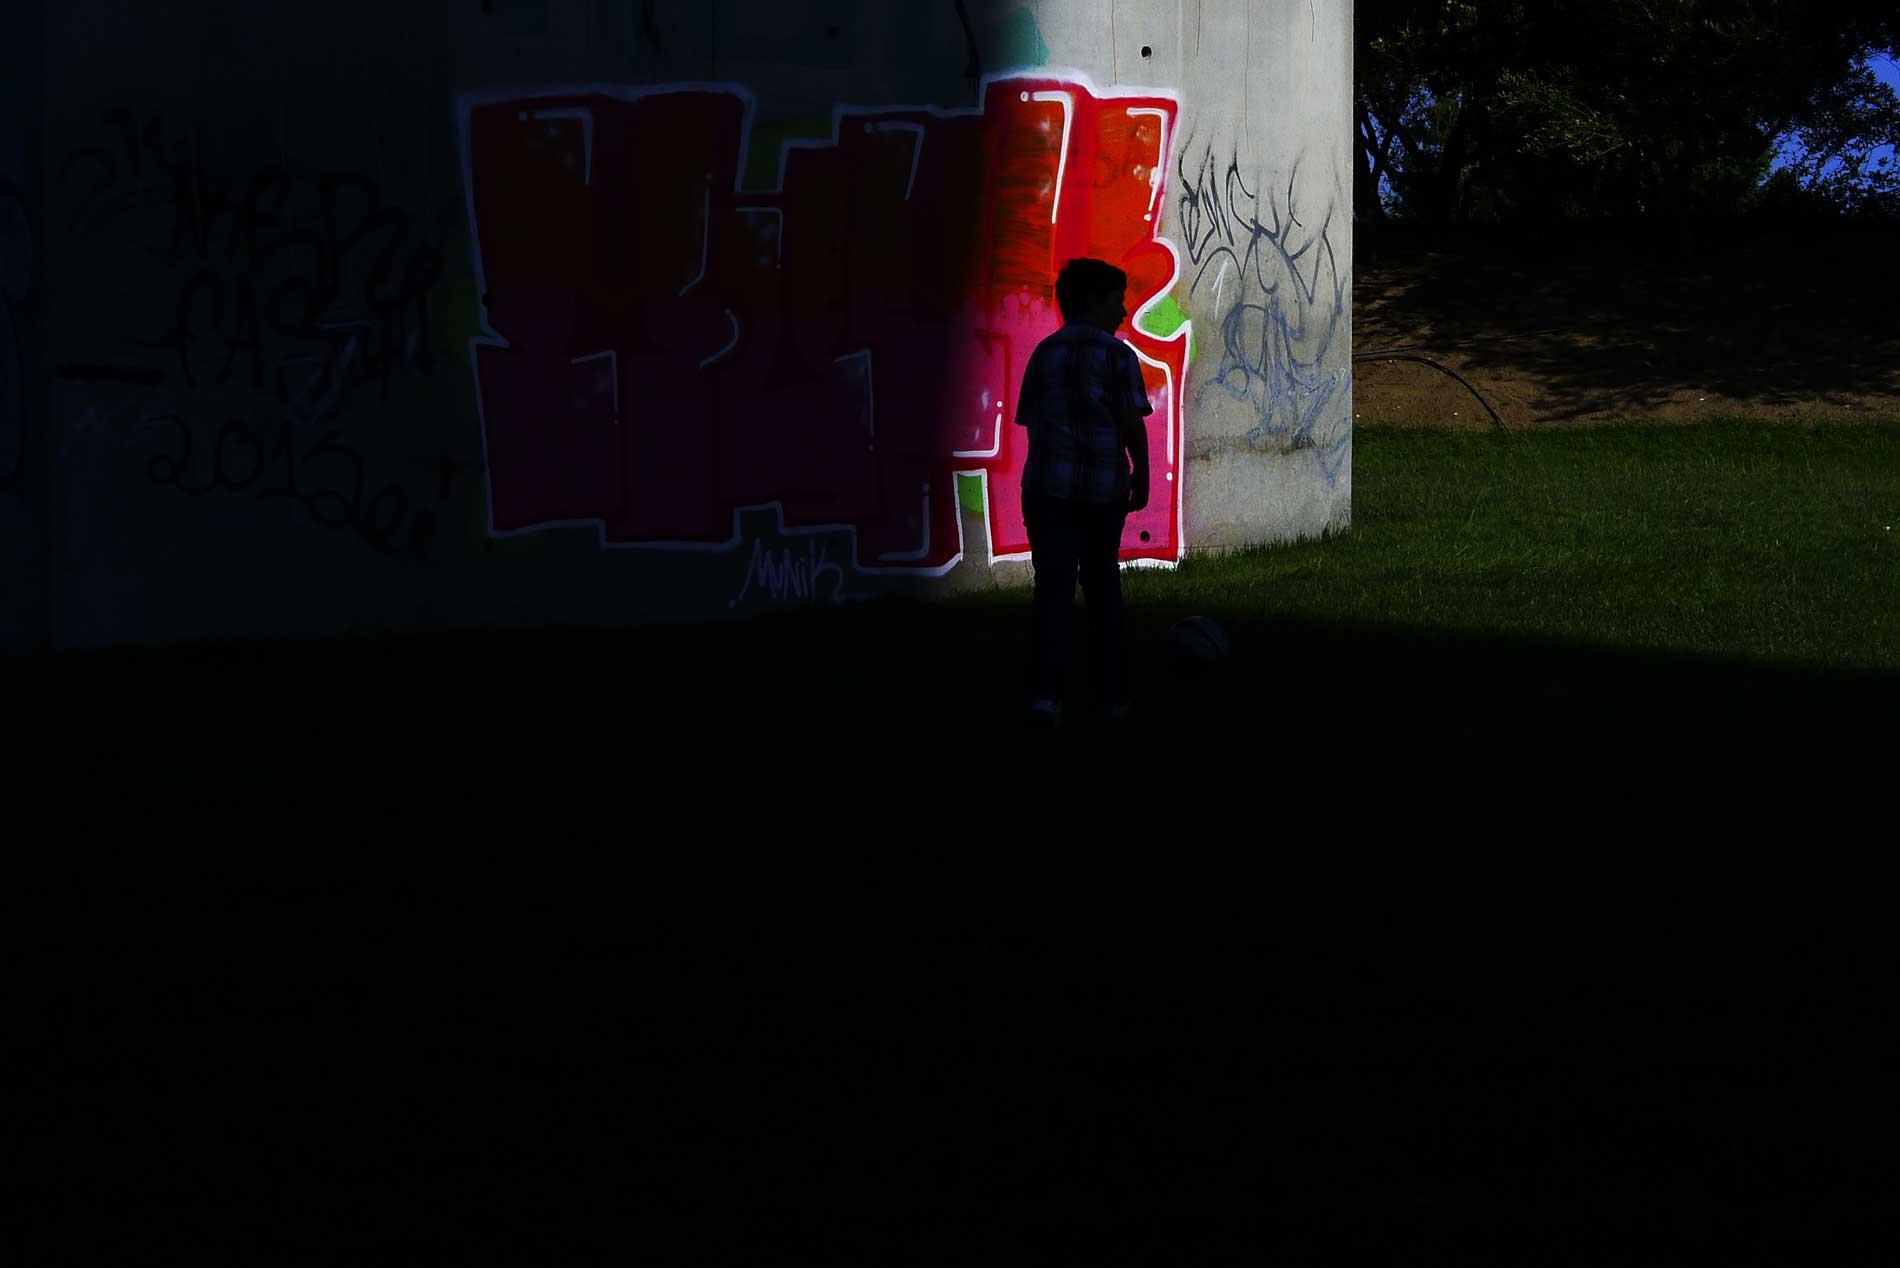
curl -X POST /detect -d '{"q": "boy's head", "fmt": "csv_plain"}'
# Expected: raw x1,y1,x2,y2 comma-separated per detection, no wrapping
1055,257,1128,334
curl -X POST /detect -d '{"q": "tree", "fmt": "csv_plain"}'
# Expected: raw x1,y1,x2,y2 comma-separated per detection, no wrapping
1772,53,1900,217
1355,1,1900,223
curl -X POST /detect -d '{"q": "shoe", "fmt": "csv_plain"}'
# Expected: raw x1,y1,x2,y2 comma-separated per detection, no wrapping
1026,699,1063,727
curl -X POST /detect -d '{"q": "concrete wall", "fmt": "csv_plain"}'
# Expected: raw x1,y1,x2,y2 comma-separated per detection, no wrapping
2,0,46,652
17,0,1351,650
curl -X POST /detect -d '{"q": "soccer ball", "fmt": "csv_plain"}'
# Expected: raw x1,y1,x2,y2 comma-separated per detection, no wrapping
1166,615,1231,674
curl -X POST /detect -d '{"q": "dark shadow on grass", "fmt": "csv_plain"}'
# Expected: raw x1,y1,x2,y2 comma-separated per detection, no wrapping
14,775,1897,1268
24,594,1894,800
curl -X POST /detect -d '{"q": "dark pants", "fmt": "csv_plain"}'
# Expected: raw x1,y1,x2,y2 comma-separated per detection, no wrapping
1024,492,1128,706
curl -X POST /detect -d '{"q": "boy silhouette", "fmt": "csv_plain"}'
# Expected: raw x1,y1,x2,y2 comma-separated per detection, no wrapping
1015,258,1153,726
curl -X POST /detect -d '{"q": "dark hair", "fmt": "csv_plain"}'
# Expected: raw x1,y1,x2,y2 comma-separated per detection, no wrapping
1055,257,1127,323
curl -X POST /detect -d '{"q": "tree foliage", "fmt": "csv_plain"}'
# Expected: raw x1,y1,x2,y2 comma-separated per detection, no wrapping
1355,1,1900,222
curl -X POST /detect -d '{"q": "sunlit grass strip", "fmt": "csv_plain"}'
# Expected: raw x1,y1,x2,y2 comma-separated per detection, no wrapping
993,418,1900,672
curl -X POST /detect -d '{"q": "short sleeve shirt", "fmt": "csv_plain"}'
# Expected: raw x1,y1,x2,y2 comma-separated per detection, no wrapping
1015,323,1154,504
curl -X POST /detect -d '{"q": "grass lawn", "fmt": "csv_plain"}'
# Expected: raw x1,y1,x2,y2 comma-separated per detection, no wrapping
1116,417,1900,673
25,418,1900,1267
912,417,1900,765
30,417,1897,800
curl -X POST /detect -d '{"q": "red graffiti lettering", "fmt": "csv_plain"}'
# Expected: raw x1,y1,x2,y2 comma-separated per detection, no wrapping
462,77,1187,573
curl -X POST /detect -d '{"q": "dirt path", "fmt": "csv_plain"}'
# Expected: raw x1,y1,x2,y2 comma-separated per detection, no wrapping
1351,222,1900,428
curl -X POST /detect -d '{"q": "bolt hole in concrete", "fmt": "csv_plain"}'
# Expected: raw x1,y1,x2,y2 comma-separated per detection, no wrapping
1141,45,1153,57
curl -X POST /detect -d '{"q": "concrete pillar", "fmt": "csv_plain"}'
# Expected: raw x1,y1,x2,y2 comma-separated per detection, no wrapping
35,0,1352,647
1031,0,1353,548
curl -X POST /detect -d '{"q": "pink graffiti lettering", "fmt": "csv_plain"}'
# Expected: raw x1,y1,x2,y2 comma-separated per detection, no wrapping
461,76,1188,574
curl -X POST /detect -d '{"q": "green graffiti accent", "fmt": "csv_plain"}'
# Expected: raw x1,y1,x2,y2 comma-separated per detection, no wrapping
957,471,986,515
983,7,1050,68
1138,294,1188,338
437,267,484,352
743,113,834,192
1136,294,1195,366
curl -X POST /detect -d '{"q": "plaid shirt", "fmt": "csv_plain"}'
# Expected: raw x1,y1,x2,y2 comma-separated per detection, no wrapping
1015,323,1154,504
